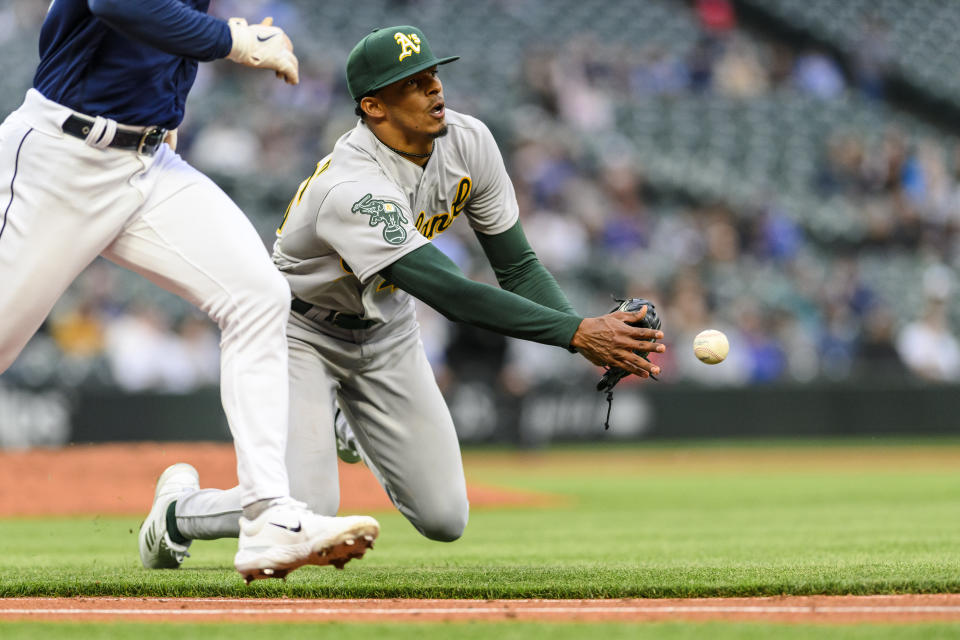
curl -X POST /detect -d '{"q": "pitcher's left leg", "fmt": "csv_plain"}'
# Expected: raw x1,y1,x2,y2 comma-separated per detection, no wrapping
340,325,468,542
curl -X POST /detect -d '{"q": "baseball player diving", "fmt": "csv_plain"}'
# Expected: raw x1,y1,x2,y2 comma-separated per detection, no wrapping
142,25,665,560
0,0,381,584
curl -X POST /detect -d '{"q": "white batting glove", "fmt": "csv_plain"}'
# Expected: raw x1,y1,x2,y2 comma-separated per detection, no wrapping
227,17,299,85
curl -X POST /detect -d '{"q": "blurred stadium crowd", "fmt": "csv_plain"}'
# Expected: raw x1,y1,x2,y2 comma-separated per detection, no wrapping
3,0,960,394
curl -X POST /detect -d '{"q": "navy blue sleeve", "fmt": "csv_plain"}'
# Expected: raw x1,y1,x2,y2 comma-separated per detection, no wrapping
87,0,231,61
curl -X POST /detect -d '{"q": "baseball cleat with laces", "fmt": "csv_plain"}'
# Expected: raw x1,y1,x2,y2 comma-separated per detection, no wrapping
234,497,379,584
138,463,199,569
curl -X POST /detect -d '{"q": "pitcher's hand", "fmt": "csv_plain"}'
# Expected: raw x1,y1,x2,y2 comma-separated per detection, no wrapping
571,306,664,378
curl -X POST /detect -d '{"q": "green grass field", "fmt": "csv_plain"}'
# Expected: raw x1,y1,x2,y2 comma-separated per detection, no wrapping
1,439,959,636
1,439,959,598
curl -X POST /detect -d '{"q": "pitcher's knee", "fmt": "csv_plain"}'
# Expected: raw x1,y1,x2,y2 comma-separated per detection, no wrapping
413,502,469,542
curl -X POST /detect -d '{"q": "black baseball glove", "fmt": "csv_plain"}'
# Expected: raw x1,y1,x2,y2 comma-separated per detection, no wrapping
596,297,661,393
596,297,661,428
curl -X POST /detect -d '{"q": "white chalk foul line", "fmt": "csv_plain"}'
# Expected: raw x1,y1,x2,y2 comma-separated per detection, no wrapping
3,605,960,616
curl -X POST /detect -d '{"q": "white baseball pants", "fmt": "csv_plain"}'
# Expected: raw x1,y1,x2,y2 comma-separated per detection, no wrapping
0,89,290,505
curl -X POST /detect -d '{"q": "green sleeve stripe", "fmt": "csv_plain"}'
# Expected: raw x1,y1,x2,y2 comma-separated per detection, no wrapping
475,221,577,315
381,243,582,349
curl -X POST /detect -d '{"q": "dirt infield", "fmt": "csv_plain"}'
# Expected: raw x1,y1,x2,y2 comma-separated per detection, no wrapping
0,442,553,516
2,595,960,623
4,441,957,517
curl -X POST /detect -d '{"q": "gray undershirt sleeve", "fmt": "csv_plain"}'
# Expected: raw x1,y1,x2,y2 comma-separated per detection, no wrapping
380,244,583,349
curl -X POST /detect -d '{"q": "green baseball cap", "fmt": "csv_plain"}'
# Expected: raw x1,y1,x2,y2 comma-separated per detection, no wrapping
347,26,459,101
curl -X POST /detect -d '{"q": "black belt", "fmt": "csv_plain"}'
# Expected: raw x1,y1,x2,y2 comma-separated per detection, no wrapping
62,114,167,156
291,298,376,330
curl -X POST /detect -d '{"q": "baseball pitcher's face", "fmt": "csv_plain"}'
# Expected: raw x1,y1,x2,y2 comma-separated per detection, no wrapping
378,66,447,141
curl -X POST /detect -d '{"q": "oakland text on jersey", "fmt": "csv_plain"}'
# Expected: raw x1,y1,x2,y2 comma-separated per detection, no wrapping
414,176,472,240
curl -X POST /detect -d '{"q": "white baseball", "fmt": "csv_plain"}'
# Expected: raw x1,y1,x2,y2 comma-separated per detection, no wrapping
693,329,729,365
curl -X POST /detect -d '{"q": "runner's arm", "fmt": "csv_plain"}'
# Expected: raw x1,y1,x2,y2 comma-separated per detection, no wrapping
88,0,232,60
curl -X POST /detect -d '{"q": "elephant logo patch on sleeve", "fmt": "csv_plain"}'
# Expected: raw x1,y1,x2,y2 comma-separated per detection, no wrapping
352,194,409,245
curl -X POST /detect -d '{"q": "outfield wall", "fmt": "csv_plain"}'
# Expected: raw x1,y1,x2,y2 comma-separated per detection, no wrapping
1,381,958,448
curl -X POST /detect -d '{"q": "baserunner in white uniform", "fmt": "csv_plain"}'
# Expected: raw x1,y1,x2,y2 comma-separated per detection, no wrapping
149,25,664,551
0,0,378,584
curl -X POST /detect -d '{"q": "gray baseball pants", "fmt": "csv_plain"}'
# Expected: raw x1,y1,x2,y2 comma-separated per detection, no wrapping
176,308,469,542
